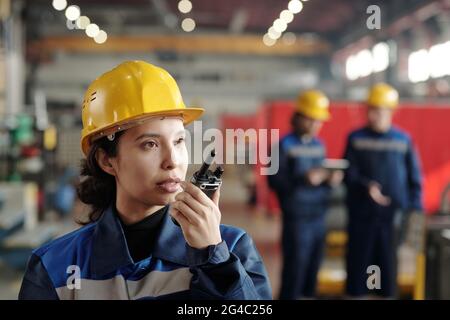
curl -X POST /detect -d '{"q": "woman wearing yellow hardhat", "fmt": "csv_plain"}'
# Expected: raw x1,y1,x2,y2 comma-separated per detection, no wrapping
19,61,272,300
269,89,343,299
344,82,423,298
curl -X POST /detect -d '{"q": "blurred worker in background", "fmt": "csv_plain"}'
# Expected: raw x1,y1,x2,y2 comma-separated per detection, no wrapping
269,90,343,299
344,83,423,298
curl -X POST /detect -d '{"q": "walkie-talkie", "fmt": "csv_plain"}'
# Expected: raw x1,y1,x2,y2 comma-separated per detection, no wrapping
172,149,224,227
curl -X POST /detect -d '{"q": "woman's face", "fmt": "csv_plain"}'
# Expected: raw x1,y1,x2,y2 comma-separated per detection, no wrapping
108,117,188,207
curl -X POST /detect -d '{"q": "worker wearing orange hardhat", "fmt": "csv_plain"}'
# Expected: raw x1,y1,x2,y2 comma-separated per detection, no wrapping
344,83,423,298
269,89,343,299
19,61,272,300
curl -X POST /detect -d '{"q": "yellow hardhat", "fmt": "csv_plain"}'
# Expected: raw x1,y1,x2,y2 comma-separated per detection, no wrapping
367,83,399,109
295,89,330,121
80,60,204,155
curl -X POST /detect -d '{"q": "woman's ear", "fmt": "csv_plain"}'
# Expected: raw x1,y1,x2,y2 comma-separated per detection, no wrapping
95,149,116,176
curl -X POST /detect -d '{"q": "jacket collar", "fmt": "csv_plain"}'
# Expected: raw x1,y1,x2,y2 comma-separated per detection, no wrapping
91,204,189,277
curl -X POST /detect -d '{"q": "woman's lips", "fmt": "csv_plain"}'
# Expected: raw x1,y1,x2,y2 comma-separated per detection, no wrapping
156,178,181,193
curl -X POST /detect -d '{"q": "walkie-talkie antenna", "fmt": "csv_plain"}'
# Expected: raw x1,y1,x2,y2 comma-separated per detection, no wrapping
197,149,216,178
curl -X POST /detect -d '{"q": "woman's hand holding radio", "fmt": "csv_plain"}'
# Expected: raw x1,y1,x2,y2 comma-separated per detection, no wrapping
170,181,222,250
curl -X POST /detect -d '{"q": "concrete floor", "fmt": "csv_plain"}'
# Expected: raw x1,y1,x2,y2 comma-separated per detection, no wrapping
0,260,22,299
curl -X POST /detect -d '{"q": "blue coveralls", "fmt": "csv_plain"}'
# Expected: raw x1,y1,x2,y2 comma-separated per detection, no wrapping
344,126,422,297
18,205,272,300
268,132,330,299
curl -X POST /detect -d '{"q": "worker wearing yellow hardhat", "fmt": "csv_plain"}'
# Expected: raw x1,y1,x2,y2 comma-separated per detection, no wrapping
295,89,331,121
269,89,343,299
19,61,272,300
344,83,423,298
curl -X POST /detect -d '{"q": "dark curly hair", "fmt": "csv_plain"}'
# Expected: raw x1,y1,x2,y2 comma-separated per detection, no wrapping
76,131,124,224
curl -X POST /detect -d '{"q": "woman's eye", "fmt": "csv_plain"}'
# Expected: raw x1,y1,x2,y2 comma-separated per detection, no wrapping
143,141,157,149
175,137,185,145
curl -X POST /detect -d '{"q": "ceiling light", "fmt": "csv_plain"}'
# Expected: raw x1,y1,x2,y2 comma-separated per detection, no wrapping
52,0,67,11
178,0,193,14
76,16,90,30
86,23,100,38
94,30,108,44
288,0,303,14
282,32,297,45
263,34,276,47
181,18,196,32
268,27,281,40
273,19,288,33
65,5,80,21
280,10,294,24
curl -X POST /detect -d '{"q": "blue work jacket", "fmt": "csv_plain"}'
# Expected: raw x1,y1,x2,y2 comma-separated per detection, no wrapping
18,205,272,300
344,126,423,221
268,132,331,213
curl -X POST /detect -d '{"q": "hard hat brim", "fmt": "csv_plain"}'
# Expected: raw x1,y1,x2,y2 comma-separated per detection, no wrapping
81,106,204,156
367,103,397,109
296,109,331,121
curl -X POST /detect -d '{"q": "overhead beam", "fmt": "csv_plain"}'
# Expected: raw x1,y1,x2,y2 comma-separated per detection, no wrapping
27,34,331,58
